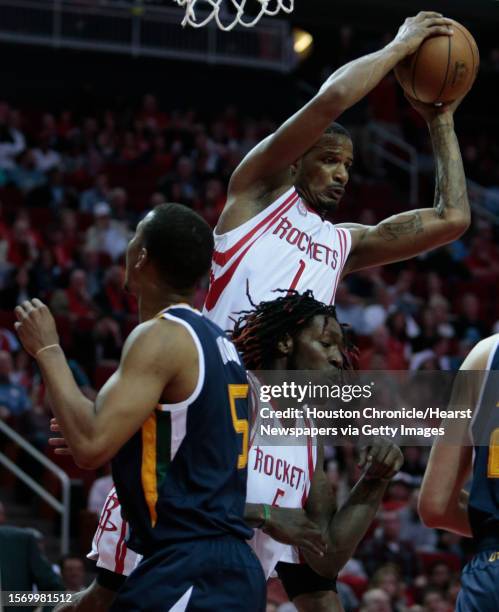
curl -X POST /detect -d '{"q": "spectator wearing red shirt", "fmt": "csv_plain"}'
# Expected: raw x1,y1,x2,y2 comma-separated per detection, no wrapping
6,215,41,268
464,227,499,284
65,269,99,320
137,94,169,130
96,265,137,321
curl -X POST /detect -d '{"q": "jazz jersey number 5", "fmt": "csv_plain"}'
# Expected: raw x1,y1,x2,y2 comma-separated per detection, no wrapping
229,384,249,469
489,428,499,478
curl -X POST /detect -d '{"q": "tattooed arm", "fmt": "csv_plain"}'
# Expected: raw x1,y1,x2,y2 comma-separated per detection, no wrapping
340,97,471,276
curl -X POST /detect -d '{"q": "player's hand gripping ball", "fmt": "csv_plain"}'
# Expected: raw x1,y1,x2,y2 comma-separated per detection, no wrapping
395,16,479,105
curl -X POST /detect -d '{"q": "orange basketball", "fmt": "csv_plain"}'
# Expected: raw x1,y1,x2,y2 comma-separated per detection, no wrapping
394,19,479,105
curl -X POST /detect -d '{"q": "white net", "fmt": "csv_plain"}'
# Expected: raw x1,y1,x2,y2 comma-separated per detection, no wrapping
173,0,294,31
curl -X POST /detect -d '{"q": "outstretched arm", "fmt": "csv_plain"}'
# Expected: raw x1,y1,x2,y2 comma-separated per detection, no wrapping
219,13,454,233
14,299,190,469
342,98,471,275
419,336,497,536
303,440,403,579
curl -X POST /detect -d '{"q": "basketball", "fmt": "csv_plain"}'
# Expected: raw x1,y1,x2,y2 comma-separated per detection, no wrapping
394,19,479,105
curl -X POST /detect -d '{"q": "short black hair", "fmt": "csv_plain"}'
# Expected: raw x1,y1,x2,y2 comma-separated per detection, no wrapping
324,122,352,140
142,203,214,291
231,289,356,370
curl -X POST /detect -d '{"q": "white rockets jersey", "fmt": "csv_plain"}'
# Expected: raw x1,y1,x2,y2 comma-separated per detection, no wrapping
87,487,141,576
204,186,352,330
246,390,318,579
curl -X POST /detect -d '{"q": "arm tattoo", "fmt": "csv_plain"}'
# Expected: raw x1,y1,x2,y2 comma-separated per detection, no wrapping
430,121,470,221
376,212,423,241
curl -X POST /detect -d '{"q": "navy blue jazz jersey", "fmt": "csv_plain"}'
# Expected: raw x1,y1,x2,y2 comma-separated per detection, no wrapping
111,306,265,611
112,305,253,554
457,338,499,612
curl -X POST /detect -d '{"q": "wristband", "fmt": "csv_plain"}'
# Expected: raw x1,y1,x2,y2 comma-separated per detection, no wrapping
36,344,60,356
258,503,271,529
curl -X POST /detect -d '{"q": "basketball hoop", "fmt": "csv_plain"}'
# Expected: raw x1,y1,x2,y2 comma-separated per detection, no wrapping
173,0,294,31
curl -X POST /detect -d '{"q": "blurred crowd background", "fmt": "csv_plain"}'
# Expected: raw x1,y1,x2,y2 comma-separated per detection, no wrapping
1,2,499,610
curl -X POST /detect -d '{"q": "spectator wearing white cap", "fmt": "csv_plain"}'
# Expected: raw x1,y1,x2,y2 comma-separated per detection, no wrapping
84,202,130,262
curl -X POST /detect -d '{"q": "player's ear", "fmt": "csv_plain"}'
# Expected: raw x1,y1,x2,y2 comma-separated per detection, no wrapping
290,160,299,177
276,333,293,356
135,247,148,270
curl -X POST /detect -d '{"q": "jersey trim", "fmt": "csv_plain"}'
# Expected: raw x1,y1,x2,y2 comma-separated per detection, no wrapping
206,193,298,311
213,187,296,242
330,227,351,304
213,188,298,266
169,407,188,462
170,586,194,612
142,412,159,527
158,312,206,411
141,409,173,528
114,517,128,574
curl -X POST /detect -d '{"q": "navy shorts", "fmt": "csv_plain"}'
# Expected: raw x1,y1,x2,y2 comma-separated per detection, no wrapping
456,542,499,612
110,536,266,612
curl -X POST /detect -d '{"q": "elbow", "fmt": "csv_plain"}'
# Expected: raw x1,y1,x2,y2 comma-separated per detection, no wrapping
437,215,470,244
318,83,348,114
73,444,109,471
418,496,447,529
449,214,471,239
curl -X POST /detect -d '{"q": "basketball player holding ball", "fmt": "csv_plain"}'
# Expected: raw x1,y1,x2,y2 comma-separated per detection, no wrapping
205,12,473,329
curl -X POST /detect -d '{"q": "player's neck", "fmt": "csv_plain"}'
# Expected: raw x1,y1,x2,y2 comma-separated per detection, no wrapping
295,187,328,221
137,285,194,322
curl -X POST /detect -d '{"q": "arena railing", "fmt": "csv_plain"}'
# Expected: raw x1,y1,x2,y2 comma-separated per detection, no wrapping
367,122,419,206
0,419,71,555
367,124,499,225
0,0,294,72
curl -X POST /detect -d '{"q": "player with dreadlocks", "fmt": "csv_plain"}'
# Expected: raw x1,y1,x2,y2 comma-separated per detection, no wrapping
233,290,403,612
50,291,402,612
231,289,356,371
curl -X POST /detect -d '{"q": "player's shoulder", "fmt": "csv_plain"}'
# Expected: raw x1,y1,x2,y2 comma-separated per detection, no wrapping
122,315,197,365
460,334,499,371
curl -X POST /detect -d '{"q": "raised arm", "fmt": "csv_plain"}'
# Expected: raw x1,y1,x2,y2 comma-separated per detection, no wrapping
341,97,471,275
418,336,497,536
302,440,403,579
219,13,454,232
14,299,191,469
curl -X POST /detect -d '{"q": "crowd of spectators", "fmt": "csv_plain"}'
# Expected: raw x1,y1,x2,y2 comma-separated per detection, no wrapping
0,75,497,611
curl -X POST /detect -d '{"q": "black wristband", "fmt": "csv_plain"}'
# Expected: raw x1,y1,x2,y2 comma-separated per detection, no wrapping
96,567,127,592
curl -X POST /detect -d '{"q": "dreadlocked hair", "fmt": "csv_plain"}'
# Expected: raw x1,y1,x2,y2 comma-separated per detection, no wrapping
231,288,357,370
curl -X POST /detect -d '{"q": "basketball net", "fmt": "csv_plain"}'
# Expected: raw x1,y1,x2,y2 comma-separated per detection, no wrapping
173,0,294,31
